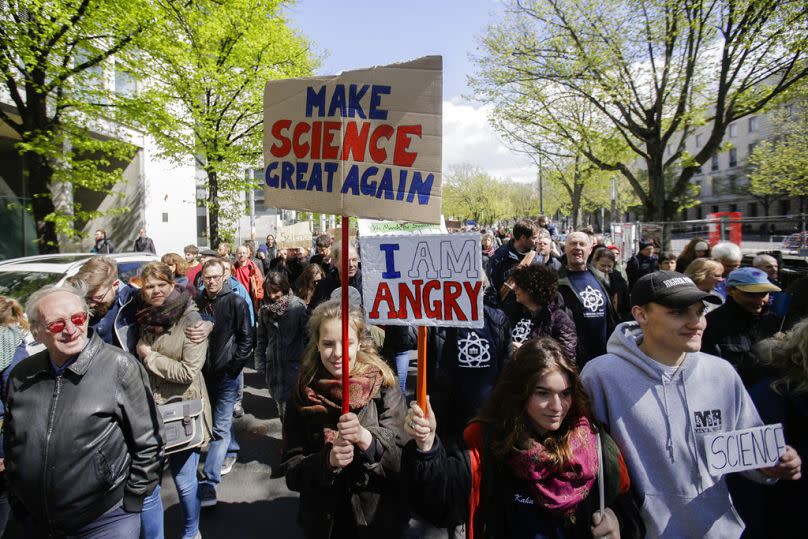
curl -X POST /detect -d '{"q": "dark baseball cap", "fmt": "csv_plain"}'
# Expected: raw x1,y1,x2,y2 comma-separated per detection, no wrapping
631,271,723,308
199,248,218,258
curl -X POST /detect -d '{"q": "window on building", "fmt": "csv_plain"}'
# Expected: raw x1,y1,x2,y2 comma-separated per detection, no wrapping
695,134,702,147
748,116,758,132
729,148,737,167
747,202,758,217
728,175,737,191
748,142,758,157
711,154,719,171
712,205,720,214
162,212,169,223
696,205,703,220
728,123,737,137
779,200,790,215
729,203,738,213
114,68,136,97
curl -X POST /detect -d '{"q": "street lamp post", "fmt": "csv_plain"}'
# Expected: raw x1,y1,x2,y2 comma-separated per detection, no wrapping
538,153,544,215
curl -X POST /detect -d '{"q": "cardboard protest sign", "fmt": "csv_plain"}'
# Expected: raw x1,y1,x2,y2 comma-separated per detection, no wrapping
360,233,484,328
704,424,786,476
357,216,447,237
263,56,442,223
276,220,313,249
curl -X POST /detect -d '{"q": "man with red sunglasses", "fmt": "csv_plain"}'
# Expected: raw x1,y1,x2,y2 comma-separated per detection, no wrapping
4,285,163,538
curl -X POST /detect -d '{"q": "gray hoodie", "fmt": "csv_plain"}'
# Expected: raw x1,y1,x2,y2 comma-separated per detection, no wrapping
581,321,774,538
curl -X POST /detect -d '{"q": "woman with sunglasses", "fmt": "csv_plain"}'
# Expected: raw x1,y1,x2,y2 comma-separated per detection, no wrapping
135,262,211,539
403,338,644,538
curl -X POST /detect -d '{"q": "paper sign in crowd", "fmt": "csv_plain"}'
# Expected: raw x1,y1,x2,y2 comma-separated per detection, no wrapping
263,56,442,224
360,233,484,328
703,424,786,476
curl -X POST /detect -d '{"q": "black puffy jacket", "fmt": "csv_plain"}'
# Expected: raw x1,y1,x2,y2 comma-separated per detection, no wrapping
4,334,164,535
196,281,255,377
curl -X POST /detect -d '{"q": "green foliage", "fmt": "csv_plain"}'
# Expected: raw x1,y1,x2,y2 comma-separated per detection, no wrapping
120,0,316,245
749,98,808,199
442,164,542,224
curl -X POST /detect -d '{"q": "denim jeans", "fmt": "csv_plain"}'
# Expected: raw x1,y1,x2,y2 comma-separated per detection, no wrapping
26,502,140,539
201,371,241,487
393,351,410,394
140,449,201,539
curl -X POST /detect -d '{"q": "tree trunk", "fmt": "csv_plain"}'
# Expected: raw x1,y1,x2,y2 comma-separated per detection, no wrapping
207,169,219,247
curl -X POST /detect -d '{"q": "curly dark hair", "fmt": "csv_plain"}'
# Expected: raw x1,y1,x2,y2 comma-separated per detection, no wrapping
511,264,558,307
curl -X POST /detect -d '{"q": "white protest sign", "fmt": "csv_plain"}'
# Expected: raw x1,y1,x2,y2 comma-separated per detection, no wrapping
360,233,484,328
263,56,443,223
704,423,786,476
357,216,447,237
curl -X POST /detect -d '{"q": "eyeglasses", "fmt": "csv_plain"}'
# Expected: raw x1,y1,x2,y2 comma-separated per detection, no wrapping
203,274,224,282
44,312,89,334
88,285,113,303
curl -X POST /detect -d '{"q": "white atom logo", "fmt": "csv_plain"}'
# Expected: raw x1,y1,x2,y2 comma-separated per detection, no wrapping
457,332,491,369
511,318,534,344
580,285,605,313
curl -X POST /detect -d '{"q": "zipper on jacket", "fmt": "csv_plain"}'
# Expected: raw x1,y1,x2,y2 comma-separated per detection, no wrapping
42,375,63,532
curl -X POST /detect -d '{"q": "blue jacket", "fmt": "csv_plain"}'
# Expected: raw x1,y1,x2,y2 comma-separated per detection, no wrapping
89,283,140,354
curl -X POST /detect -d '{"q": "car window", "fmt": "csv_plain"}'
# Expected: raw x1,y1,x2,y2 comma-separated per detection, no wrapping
0,271,64,304
118,261,148,286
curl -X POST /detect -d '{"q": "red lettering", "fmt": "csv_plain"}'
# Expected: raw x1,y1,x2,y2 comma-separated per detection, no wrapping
463,281,482,321
369,124,394,163
443,281,466,321
311,121,322,159
341,122,370,162
270,119,292,158
398,280,422,319
422,280,442,319
369,283,396,320
393,125,421,166
292,122,310,159
322,121,341,160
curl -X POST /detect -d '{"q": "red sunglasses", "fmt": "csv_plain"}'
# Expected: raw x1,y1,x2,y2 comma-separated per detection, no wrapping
44,312,89,334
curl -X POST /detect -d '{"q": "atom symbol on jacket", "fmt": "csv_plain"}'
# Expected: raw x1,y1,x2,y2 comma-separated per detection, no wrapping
457,332,491,369
511,318,534,344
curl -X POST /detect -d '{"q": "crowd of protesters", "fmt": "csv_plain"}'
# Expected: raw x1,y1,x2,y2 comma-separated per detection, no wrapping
0,216,806,538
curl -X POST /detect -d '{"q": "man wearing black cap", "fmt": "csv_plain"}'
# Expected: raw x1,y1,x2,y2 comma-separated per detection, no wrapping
581,271,802,538
625,239,659,290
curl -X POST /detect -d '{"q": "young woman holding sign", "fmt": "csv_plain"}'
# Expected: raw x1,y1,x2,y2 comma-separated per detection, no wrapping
402,338,644,538
281,299,410,538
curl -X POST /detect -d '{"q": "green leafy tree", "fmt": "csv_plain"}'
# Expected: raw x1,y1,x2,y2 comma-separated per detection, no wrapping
0,0,160,251
124,0,315,246
749,96,808,213
473,0,808,247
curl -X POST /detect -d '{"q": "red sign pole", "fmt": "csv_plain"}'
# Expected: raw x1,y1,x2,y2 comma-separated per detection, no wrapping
417,326,427,417
341,215,350,415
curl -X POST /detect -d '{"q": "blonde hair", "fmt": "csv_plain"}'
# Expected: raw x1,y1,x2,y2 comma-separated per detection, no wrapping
0,295,28,332
684,258,723,285
298,299,396,388
756,319,808,395
72,256,117,290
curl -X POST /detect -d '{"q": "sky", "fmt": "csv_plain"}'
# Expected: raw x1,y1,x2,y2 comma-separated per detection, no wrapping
284,0,537,183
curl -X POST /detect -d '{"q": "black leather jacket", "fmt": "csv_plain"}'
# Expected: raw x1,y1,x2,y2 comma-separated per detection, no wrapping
3,333,164,535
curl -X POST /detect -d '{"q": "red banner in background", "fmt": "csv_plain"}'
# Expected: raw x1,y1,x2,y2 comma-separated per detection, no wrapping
707,212,743,247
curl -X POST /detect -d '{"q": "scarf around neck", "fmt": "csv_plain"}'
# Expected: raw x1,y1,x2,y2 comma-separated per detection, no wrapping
508,416,598,517
297,366,383,444
0,325,22,371
264,292,291,319
136,287,193,334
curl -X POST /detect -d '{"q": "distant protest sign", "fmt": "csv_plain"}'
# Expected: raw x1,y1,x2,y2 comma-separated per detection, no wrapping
276,221,313,249
357,216,447,237
360,233,484,328
263,56,442,223
704,424,786,476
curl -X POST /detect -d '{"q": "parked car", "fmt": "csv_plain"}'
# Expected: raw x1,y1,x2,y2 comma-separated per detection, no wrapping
782,232,808,251
0,252,159,305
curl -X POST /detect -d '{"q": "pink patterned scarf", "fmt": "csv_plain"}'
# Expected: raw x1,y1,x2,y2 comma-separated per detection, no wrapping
508,416,598,516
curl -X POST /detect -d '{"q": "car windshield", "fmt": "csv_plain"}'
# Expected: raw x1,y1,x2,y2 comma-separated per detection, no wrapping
0,271,64,304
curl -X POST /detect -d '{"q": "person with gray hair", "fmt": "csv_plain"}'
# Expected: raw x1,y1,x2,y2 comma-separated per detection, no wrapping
711,241,743,299
753,254,779,284
5,284,163,537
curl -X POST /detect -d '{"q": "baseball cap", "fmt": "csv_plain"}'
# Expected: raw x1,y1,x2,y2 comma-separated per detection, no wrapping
631,271,723,308
694,241,709,252
725,267,781,293
199,248,218,258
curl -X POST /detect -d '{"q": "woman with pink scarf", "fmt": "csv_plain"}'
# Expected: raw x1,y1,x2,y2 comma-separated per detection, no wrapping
402,337,644,538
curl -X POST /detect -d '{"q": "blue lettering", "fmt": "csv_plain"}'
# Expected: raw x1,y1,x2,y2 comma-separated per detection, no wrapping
341,165,360,195
396,170,407,200
379,244,401,278
265,162,279,188
327,84,347,117
348,84,369,118
281,162,295,189
377,168,394,199
407,171,434,205
307,163,322,191
324,162,338,192
369,85,391,120
360,167,379,196
295,162,309,190
305,86,326,118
